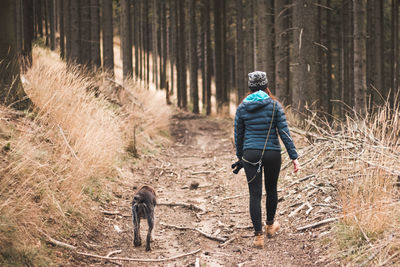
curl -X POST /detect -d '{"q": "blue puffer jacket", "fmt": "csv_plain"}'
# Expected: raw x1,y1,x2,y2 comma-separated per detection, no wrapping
234,90,298,160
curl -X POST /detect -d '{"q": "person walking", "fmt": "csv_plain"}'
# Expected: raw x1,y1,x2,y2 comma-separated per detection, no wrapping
233,71,300,248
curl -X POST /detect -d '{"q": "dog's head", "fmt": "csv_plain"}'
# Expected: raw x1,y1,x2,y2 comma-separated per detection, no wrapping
132,185,156,206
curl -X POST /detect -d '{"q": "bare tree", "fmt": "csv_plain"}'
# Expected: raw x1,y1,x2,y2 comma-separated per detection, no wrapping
121,0,133,79
0,0,31,110
102,0,114,74
274,0,289,103
292,0,318,113
353,0,367,115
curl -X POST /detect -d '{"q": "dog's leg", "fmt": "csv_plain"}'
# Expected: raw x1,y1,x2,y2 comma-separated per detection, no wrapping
132,205,142,247
145,211,154,251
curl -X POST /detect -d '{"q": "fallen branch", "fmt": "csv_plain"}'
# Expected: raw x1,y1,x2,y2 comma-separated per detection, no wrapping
297,217,339,231
106,250,122,258
218,236,236,248
160,222,227,242
76,248,202,262
100,208,131,217
158,202,205,213
38,229,77,250
39,229,201,262
288,174,316,187
288,203,306,218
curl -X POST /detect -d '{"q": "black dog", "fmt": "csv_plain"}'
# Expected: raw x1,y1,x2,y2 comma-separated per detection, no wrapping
131,185,156,251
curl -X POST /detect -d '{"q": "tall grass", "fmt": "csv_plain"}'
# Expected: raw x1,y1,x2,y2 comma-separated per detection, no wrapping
332,101,400,265
0,47,170,265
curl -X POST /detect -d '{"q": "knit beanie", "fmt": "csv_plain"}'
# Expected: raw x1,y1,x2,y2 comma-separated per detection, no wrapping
248,71,268,91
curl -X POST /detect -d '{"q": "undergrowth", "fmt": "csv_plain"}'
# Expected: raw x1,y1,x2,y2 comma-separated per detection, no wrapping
0,47,170,265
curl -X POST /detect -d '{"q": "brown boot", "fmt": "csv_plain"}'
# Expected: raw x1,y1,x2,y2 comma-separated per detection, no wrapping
265,221,280,238
253,234,264,248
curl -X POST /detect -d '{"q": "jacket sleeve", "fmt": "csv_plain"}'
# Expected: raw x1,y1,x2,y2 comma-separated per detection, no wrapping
234,106,245,159
275,102,298,160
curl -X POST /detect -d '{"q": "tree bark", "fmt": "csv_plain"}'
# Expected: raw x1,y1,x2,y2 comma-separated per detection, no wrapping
0,0,31,110
189,0,199,113
326,0,332,115
391,0,398,106
205,0,212,115
152,0,158,88
274,0,290,103
168,0,175,93
49,0,55,50
90,0,101,68
160,0,167,89
292,0,318,114
37,0,43,38
80,0,91,66
69,0,80,63
121,0,133,79
59,0,65,59
353,0,367,115
236,0,245,103
23,0,34,67
177,0,187,109
214,0,225,113
102,0,114,74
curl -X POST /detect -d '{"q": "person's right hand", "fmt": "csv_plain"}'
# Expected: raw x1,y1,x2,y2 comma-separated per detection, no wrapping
292,159,300,173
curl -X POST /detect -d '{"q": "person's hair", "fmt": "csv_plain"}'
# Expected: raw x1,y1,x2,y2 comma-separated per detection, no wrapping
242,87,277,102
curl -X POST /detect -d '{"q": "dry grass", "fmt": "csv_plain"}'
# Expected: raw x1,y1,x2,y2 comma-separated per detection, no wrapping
0,47,171,265
333,102,400,265
300,100,400,265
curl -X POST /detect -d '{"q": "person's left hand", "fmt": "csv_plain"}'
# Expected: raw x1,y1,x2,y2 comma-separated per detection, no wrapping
292,159,300,173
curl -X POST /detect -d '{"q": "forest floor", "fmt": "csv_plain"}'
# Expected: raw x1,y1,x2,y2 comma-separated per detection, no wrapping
62,111,340,267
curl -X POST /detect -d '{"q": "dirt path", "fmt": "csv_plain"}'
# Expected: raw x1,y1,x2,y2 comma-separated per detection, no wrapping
70,112,337,266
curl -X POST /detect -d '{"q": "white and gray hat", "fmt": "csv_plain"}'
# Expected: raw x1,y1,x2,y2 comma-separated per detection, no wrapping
248,71,268,89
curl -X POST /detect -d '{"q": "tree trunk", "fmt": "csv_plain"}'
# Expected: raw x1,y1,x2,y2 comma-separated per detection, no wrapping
44,0,49,47
391,0,398,106
90,0,101,68
214,0,225,113
177,0,187,109
133,0,139,78
244,0,255,75
0,0,31,110
145,0,150,86
353,0,367,115
266,1,275,92
152,0,158,88
274,0,290,103
205,0,212,115
326,0,332,115
69,0,80,63
121,0,133,79
168,0,175,93
236,0,245,103
102,0,114,74
37,0,43,37
189,0,199,113
64,0,71,61
49,0,55,50
59,0,65,59
23,0,34,67
80,0,91,66
16,0,22,54
292,0,318,113
160,0,167,89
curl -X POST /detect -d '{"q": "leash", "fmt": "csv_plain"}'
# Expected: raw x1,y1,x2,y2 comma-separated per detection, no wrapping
242,101,276,184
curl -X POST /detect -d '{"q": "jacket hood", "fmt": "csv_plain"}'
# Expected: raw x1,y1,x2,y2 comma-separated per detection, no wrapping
242,90,270,112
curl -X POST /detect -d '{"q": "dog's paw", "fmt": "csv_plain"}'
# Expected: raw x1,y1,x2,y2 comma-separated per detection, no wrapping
134,239,142,247
145,245,151,252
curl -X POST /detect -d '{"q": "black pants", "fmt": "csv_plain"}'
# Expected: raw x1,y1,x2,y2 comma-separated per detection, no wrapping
243,149,282,234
